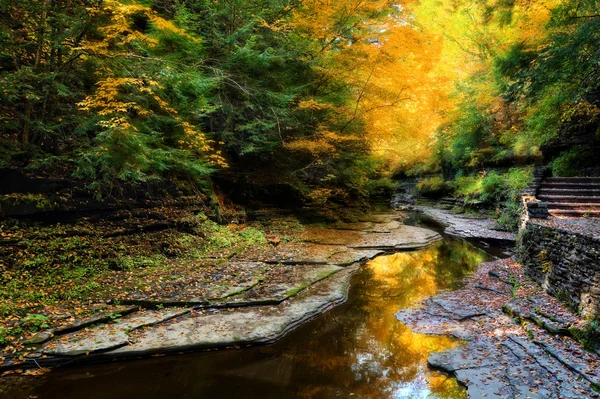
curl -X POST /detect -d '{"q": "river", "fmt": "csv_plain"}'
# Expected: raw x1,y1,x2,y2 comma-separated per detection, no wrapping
4,235,505,399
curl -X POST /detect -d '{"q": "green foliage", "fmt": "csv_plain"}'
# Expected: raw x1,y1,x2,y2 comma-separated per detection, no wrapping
454,174,483,200
509,274,521,299
110,255,165,271
0,314,49,345
109,313,122,322
495,199,522,232
21,313,49,330
417,176,448,197
450,168,531,231
364,177,398,197
570,322,600,353
551,145,599,177
0,0,393,203
494,1,600,168
199,219,267,251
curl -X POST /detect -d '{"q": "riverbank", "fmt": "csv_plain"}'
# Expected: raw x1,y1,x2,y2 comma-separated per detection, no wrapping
393,204,600,398
3,203,599,399
397,256,600,398
0,210,441,372
2,233,491,399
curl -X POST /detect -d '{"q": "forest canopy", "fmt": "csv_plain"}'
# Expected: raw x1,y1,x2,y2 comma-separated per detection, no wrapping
1,0,599,206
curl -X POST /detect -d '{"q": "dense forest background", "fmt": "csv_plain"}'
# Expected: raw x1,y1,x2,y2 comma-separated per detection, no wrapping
1,0,599,225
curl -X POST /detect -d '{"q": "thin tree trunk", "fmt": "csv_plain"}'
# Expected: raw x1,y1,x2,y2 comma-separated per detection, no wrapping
22,0,49,147
22,100,32,145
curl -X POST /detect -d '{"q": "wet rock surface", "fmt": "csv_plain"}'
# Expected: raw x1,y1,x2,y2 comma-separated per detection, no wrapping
411,206,517,245
109,265,358,356
397,258,600,399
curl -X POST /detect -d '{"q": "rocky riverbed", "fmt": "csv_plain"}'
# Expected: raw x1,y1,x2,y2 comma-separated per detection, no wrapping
397,256,600,399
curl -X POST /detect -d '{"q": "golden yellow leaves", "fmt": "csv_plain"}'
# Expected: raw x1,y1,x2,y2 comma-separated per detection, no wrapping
306,188,334,204
78,76,227,168
287,0,451,170
560,101,600,123
150,16,188,36
285,138,336,155
285,130,360,157
79,0,199,55
77,77,150,117
179,121,225,166
297,99,334,111
291,0,394,42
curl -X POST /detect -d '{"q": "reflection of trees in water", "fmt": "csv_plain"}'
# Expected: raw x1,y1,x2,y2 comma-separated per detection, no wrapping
295,240,483,398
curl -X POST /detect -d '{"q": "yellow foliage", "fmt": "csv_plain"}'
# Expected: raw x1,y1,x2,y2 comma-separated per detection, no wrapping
79,0,199,55
288,0,452,169
297,99,334,111
285,138,336,156
78,74,226,168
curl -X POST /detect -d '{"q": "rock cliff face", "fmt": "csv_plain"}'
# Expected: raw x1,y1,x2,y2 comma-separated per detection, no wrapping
519,220,600,319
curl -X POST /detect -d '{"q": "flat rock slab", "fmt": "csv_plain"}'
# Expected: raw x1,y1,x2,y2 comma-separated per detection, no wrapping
106,265,359,356
349,227,441,250
23,306,138,345
413,206,516,244
264,242,383,267
332,220,402,232
326,248,384,266
43,308,190,356
229,264,344,304
115,262,268,305
301,225,441,249
263,243,347,265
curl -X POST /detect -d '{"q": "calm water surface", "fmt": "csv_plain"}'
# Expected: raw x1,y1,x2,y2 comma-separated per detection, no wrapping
4,239,493,399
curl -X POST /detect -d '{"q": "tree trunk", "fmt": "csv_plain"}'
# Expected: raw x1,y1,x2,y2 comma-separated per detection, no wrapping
22,99,32,146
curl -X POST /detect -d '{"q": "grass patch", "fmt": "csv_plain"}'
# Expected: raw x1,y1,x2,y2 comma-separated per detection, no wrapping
569,322,600,354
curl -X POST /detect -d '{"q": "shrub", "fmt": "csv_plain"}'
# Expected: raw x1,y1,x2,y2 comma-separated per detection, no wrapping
480,171,504,203
496,199,522,231
417,176,448,197
552,146,586,176
454,174,483,200
451,167,531,231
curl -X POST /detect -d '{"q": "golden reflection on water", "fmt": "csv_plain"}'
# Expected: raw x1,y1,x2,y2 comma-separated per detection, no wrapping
296,240,489,399
2,240,491,399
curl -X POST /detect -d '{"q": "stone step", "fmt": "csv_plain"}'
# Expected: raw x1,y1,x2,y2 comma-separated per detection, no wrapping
538,195,600,204
549,209,600,217
540,182,600,190
539,188,600,196
547,202,600,210
545,177,600,184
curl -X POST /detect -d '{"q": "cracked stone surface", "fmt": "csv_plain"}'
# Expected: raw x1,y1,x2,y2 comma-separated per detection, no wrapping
227,263,344,304
4,212,443,370
397,258,600,399
52,265,357,359
326,248,384,265
43,308,191,356
115,261,269,305
261,243,347,264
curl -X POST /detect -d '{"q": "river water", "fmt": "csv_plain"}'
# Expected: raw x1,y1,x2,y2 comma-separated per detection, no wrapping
4,238,496,399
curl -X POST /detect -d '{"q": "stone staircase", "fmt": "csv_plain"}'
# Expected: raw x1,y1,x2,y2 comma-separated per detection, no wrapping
537,177,600,217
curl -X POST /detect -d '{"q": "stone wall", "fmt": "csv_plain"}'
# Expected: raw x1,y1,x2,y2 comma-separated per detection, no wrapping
519,221,600,319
